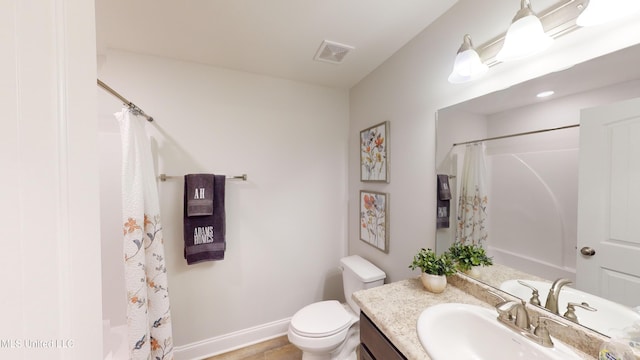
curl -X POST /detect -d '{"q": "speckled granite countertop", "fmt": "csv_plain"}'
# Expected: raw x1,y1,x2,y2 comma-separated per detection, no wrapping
353,273,597,360
469,263,546,287
353,278,491,359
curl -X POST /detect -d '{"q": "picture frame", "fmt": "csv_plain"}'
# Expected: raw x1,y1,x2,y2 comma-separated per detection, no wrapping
360,121,389,182
359,190,389,253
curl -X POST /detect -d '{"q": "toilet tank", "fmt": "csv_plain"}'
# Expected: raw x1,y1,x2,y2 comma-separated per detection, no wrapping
340,255,386,314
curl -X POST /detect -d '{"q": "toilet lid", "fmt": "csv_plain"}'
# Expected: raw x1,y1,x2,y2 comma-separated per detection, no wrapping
290,300,353,338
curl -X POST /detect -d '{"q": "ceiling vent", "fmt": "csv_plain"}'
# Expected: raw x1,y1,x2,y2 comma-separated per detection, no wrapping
314,40,354,64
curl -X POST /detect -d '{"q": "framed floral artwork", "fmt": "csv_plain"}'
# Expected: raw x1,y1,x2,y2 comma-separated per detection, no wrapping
359,190,389,253
360,121,389,182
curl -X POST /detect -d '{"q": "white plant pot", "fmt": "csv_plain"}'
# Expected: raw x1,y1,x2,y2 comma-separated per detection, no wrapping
420,273,447,294
464,266,481,278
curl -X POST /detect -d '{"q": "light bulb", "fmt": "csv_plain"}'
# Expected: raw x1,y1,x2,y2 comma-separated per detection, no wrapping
496,15,553,62
448,35,488,84
577,0,640,27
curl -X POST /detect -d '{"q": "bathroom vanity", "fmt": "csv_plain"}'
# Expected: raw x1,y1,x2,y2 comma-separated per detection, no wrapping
359,312,404,360
353,278,494,359
352,266,607,360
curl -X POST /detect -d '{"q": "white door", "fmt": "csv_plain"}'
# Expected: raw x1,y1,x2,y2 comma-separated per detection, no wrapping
576,97,640,308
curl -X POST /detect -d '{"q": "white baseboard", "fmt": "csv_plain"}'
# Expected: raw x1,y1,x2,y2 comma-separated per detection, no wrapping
174,317,292,360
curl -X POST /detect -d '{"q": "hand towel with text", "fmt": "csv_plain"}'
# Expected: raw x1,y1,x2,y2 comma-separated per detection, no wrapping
183,174,226,264
437,174,451,229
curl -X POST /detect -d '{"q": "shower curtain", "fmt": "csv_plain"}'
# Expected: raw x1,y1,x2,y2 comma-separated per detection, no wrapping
456,143,488,245
117,108,174,359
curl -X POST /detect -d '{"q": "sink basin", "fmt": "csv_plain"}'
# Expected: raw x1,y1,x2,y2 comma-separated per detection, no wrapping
500,279,640,336
416,303,582,360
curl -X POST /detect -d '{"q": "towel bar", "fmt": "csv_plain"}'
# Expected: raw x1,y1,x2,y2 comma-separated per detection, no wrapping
159,173,248,182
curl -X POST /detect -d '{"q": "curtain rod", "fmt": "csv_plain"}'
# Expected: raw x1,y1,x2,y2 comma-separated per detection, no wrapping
97,79,154,122
452,124,579,147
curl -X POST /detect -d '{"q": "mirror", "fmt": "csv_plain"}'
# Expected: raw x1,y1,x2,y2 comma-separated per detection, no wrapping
435,43,640,338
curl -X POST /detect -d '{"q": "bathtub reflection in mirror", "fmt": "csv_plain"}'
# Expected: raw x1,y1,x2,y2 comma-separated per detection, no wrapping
435,44,640,339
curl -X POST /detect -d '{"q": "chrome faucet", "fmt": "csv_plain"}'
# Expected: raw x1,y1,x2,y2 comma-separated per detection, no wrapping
544,278,573,314
488,291,531,330
487,290,564,348
496,299,531,330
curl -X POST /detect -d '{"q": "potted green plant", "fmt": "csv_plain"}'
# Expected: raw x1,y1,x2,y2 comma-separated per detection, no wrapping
448,242,493,277
409,248,456,293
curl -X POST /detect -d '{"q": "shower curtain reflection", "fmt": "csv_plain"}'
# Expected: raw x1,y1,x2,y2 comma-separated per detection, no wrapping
438,124,579,282
456,143,488,246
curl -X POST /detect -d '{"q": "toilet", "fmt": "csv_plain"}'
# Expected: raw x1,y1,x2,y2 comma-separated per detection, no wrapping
288,255,386,360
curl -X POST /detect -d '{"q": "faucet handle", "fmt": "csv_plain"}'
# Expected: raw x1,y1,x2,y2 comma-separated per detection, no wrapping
534,316,568,347
563,302,597,323
517,280,541,306
487,290,513,322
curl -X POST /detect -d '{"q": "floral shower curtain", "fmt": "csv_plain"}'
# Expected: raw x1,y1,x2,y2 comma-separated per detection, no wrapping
456,143,488,245
116,108,174,360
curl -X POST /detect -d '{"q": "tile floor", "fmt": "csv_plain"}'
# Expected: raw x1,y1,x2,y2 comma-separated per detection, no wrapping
204,336,302,360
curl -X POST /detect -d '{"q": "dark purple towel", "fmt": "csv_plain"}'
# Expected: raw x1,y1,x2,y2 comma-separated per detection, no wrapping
186,174,214,216
436,174,450,229
184,174,226,264
437,174,451,201
436,197,450,229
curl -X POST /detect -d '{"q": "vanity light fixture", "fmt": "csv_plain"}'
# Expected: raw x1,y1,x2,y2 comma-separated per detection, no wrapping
576,0,640,27
448,34,489,84
496,0,553,62
448,0,638,85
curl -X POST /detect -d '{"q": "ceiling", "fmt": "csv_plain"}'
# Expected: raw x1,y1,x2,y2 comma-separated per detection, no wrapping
95,0,458,89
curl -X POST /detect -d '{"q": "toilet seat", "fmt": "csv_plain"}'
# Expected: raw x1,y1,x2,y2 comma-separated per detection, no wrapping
290,300,353,338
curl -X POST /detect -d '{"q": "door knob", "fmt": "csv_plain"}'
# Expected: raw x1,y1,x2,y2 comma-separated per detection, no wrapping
580,247,596,256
